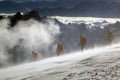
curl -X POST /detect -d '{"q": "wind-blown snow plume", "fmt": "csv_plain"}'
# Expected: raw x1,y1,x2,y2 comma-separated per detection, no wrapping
55,17,120,53
0,18,60,67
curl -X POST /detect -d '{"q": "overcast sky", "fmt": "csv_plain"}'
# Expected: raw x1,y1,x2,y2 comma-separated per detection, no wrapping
1,0,120,3
0,0,42,2
10,0,56,3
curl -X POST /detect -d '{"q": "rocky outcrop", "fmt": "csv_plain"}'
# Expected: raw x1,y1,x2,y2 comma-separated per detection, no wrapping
10,12,24,27
9,10,42,27
0,16,3,20
23,10,42,21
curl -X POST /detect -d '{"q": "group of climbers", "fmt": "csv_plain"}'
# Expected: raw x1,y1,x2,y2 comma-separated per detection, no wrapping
31,30,114,60
55,30,114,56
55,35,87,56
11,11,114,59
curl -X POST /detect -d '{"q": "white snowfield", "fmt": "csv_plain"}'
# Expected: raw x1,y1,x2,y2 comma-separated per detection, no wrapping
51,16,120,24
0,43,120,80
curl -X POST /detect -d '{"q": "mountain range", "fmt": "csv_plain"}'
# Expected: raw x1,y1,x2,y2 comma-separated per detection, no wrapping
0,0,120,17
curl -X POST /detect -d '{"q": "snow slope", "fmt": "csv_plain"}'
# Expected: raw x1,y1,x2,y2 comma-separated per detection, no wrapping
1,43,120,80
0,16,120,71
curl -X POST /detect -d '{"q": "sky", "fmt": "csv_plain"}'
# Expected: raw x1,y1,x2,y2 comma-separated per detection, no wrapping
3,0,56,3
0,0,120,3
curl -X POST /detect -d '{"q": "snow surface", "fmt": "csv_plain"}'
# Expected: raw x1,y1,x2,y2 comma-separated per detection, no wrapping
51,16,120,24
1,43,120,80
0,16,120,66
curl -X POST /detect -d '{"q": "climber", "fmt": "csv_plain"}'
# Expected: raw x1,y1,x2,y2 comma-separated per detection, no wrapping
56,43,63,56
107,30,114,45
80,35,86,51
32,51,38,61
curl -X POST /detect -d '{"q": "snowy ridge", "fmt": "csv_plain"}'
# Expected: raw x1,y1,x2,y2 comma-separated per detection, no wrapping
0,43,120,80
0,16,120,67
51,16,120,24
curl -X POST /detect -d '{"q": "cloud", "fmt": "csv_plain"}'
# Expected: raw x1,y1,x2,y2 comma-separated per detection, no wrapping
0,18,60,67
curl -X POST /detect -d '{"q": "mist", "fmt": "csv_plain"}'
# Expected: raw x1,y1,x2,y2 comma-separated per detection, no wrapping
0,18,60,67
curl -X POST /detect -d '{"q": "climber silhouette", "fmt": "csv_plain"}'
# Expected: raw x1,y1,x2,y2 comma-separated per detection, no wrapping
32,51,38,61
80,35,86,51
56,43,63,56
107,30,114,45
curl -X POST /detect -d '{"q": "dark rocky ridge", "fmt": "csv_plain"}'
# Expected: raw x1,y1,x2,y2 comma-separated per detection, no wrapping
8,10,43,27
